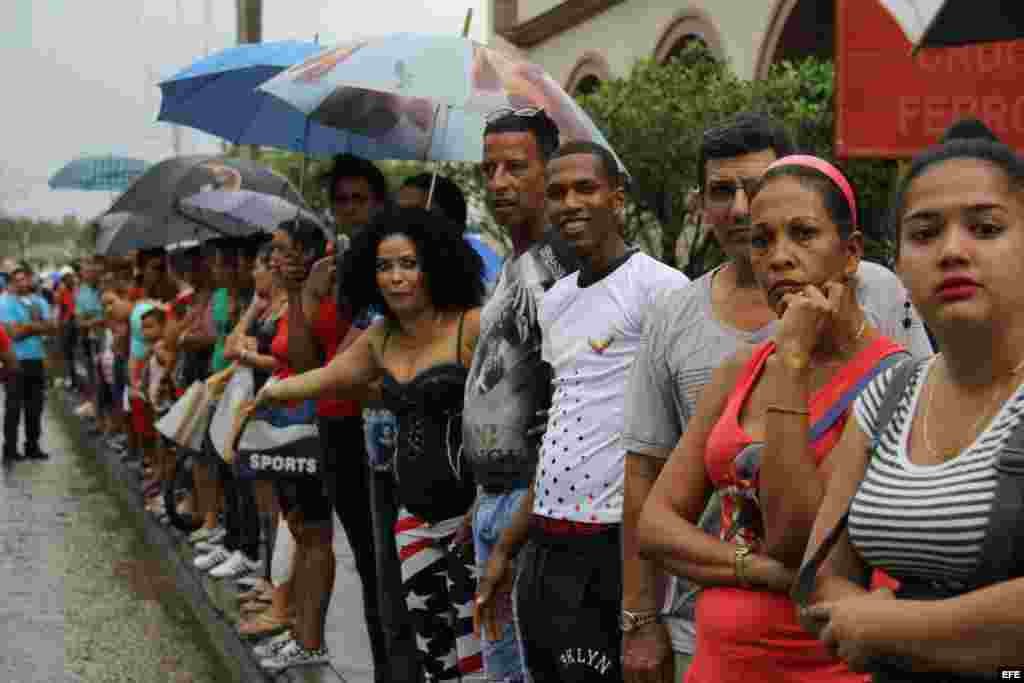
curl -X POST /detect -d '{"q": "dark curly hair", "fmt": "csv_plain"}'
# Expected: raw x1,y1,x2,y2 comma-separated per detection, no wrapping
339,206,485,321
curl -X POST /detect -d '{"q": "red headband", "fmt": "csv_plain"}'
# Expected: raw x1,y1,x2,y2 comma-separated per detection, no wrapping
765,155,858,229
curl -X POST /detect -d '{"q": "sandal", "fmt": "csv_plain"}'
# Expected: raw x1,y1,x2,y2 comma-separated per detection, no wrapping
238,611,294,640
240,600,271,615
238,589,273,603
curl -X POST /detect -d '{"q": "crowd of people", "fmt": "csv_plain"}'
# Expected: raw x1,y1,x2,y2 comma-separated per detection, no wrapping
4,106,1022,683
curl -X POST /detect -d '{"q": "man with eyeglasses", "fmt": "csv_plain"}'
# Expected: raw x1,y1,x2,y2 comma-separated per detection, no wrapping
462,107,578,683
620,112,934,683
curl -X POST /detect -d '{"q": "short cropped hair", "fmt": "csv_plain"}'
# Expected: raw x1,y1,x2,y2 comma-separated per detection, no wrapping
698,112,795,191
338,206,485,321
321,154,391,205
483,109,560,161
550,141,624,188
401,173,468,228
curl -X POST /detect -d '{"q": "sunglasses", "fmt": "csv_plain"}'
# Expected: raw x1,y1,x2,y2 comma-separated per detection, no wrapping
484,106,546,123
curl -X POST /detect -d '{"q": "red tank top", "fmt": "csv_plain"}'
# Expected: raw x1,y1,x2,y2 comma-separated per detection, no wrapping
687,335,904,683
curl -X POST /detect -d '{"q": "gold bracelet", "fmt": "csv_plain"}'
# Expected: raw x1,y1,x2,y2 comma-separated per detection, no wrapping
734,545,753,588
765,405,810,417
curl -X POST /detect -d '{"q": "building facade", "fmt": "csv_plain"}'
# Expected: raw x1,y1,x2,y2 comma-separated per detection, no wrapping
488,1,835,94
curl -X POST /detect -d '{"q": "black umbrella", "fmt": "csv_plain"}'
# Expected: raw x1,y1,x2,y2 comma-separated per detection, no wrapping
94,210,221,256
880,0,1024,52
98,155,307,255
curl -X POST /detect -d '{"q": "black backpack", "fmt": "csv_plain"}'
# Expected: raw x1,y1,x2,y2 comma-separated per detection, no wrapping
793,358,1024,682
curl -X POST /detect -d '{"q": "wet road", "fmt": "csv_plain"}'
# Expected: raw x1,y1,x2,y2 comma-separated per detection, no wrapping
0,391,231,683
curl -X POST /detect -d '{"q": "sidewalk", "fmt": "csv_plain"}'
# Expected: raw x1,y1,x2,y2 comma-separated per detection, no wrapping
53,392,375,683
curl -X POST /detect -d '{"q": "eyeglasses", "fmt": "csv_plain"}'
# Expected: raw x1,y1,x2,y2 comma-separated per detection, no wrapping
704,177,762,210
484,106,546,123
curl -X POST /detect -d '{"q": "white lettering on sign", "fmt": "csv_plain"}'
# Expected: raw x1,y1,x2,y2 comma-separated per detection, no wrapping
897,95,1024,137
999,669,1022,679
245,453,319,475
916,43,1024,74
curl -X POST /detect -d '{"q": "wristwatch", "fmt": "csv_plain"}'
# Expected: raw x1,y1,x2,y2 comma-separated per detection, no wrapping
620,609,659,633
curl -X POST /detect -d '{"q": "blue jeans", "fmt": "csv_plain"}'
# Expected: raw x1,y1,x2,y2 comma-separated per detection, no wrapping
473,488,530,683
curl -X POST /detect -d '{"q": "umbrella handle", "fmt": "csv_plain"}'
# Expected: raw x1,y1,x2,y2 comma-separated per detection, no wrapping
425,8,474,207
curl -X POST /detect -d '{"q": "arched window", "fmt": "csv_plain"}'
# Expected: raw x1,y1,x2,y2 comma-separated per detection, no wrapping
566,52,612,97
653,9,725,65
575,74,602,96
756,0,835,79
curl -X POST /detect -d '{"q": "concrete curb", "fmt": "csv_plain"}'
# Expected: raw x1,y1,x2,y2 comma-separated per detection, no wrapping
53,393,348,683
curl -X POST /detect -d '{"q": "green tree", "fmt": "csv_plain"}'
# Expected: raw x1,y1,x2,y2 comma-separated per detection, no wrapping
577,44,897,277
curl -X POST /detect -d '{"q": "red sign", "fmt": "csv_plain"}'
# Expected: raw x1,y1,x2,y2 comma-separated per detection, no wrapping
835,0,1024,158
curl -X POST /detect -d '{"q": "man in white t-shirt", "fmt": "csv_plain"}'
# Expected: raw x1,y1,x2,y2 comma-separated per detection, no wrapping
476,141,690,681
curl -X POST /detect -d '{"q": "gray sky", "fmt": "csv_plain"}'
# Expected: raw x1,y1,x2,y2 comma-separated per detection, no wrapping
1,0,486,222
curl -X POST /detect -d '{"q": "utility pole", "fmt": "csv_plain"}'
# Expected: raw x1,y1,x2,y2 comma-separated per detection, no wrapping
236,0,263,159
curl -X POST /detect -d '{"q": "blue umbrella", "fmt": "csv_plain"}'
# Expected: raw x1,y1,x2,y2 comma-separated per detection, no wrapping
49,156,148,192
465,233,503,287
158,40,478,161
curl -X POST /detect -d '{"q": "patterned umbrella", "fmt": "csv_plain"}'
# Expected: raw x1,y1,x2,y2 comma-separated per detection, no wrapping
257,33,625,170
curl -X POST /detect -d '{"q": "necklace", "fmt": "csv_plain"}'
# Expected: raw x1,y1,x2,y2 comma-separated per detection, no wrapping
811,317,867,367
922,355,1024,461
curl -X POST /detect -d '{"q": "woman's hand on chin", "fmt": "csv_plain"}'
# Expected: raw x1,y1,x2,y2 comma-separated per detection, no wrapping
775,281,844,361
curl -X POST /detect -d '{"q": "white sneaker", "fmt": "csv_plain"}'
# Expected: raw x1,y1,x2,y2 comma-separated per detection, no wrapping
188,526,226,545
260,641,329,671
194,546,232,571
194,540,222,554
210,551,261,579
252,631,294,659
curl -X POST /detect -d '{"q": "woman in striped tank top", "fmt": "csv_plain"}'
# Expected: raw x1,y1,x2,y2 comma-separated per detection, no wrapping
800,139,1024,680
639,156,907,683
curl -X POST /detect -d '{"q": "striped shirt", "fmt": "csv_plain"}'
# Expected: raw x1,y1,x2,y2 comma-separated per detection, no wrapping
850,358,1021,582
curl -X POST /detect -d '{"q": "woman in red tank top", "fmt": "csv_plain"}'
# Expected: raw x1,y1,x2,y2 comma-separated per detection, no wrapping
639,157,906,683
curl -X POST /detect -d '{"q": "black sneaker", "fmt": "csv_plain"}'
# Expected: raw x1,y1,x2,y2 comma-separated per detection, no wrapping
3,451,23,463
25,450,50,461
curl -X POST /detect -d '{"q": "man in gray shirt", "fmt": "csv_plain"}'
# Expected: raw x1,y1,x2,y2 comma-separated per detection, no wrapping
462,108,578,682
620,112,933,682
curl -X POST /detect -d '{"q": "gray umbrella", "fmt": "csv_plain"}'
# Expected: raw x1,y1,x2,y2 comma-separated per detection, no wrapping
98,155,307,254
177,189,330,241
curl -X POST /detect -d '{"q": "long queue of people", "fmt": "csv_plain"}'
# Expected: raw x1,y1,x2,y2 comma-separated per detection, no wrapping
20,106,1024,683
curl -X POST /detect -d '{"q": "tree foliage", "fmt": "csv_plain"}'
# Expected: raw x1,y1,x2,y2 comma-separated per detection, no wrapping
0,212,88,265
577,44,898,277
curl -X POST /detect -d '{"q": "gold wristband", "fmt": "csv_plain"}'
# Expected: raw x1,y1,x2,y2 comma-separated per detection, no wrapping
734,545,753,589
779,350,811,372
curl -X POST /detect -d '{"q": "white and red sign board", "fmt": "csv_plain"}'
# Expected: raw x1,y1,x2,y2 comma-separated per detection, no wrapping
836,0,1024,158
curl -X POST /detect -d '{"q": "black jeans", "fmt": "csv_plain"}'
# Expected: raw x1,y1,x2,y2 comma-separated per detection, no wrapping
515,524,624,682
61,321,78,388
4,360,46,458
319,416,398,682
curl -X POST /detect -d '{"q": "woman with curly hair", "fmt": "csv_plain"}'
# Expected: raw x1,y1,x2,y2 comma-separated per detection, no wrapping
253,206,487,681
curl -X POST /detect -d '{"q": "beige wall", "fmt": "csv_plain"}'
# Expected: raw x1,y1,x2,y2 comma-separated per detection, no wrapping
519,0,563,24
500,1,780,84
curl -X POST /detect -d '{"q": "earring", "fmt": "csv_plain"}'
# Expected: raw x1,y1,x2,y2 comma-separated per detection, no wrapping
903,300,912,330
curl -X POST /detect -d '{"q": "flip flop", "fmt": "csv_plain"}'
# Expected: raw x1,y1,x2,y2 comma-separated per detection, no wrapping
238,611,294,640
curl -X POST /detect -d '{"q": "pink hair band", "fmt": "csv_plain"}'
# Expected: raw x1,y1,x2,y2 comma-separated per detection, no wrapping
765,154,858,229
